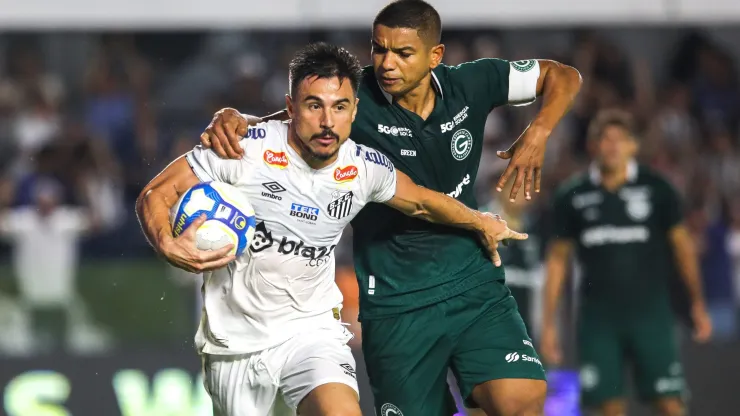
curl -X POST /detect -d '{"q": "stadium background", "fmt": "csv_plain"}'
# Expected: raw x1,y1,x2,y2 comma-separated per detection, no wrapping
1,0,740,415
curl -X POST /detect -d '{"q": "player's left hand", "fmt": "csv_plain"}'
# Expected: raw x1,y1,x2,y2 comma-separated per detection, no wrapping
691,302,712,343
477,212,528,267
495,125,550,202
200,108,249,159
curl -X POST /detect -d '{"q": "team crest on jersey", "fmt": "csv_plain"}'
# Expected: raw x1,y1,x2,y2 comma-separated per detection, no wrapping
334,165,358,183
380,403,403,416
450,129,473,161
263,150,289,168
327,190,354,220
626,199,651,221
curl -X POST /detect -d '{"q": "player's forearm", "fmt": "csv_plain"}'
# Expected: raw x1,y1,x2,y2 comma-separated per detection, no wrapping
530,61,582,134
135,188,177,254
542,241,571,327
670,227,706,307
409,188,485,232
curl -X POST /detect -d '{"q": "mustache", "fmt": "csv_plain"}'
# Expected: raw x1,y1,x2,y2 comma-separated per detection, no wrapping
310,129,339,141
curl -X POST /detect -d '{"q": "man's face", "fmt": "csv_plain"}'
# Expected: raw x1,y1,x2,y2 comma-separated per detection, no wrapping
286,75,358,161
371,24,443,97
595,125,637,171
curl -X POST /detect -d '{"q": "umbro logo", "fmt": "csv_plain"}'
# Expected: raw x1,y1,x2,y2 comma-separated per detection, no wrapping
340,363,356,379
262,182,286,193
262,181,286,201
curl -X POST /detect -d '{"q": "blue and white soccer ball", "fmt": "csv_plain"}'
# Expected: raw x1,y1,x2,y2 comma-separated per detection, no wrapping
170,181,257,257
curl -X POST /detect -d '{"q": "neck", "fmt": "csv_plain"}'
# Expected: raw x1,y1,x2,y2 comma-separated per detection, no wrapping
600,163,629,190
287,124,337,170
394,73,436,119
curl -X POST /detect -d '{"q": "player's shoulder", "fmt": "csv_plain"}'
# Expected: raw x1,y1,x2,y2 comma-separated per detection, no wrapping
635,164,670,186
358,66,391,106
238,120,288,152
437,58,510,80
635,164,680,197
554,171,592,198
244,120,288,140
341,139,395,174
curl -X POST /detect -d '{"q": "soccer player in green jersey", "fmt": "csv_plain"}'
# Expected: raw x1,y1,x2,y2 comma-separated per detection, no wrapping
200,1,581,414
541,110,713,416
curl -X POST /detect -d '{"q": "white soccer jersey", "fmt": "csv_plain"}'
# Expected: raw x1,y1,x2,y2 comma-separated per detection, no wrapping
186,120,397,354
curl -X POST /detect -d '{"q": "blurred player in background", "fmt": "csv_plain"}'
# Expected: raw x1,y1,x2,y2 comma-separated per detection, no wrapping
541,109,713,416
200,1,581,414
0,177,108,354
137,42,524,416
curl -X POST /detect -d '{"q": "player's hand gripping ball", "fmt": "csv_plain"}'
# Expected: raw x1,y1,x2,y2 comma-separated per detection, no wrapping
170,182,256,256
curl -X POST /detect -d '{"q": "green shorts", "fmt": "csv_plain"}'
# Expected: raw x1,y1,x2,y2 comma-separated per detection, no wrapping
578,309,685,408
361,281,546,415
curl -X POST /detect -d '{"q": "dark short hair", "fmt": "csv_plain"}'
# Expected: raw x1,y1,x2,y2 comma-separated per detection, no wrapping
588,109,637,142
373,0,442,45
288,42,363,98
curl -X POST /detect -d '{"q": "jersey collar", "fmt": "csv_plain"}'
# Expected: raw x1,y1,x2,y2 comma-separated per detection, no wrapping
378,71,444,104
589,159,638,185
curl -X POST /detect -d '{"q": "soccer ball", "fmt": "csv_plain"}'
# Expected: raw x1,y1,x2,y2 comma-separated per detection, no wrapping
170,181,256,257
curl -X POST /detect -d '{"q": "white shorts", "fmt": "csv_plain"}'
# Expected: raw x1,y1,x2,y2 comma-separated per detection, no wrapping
202,325,359,416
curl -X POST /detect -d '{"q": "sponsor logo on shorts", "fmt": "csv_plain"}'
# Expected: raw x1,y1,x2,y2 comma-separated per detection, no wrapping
263,150,288,168
505,352,542,366
380,403,403,416
340,363,356,379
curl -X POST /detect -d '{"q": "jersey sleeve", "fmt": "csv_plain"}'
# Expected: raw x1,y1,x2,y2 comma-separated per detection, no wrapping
550,187,578,240
184,120,278,184
452,58,540,111
186,145,246,184
656,178,683,231
59,208,92,234
360,146,397,203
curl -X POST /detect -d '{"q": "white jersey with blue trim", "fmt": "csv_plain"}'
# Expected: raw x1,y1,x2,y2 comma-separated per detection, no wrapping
186,120,397,354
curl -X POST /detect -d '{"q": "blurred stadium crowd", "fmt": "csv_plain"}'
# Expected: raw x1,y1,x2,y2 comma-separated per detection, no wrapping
0,29,739,356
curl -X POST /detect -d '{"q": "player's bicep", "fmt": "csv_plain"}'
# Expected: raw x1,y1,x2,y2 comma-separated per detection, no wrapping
140,156,201,209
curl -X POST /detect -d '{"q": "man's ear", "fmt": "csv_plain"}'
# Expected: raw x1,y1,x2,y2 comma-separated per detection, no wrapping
352,97,359,122
285,94,294,119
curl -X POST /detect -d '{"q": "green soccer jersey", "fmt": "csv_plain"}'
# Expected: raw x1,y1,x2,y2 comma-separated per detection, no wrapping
350,59,540,319
551,162,683,315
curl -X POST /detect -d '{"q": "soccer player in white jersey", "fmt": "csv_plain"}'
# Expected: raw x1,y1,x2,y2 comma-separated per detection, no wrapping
136,43,526,416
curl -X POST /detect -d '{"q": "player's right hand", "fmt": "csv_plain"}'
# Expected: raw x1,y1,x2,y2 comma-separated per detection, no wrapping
200,108,248,160
539,323,563,366
159,214,236,273
477,212,528,267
